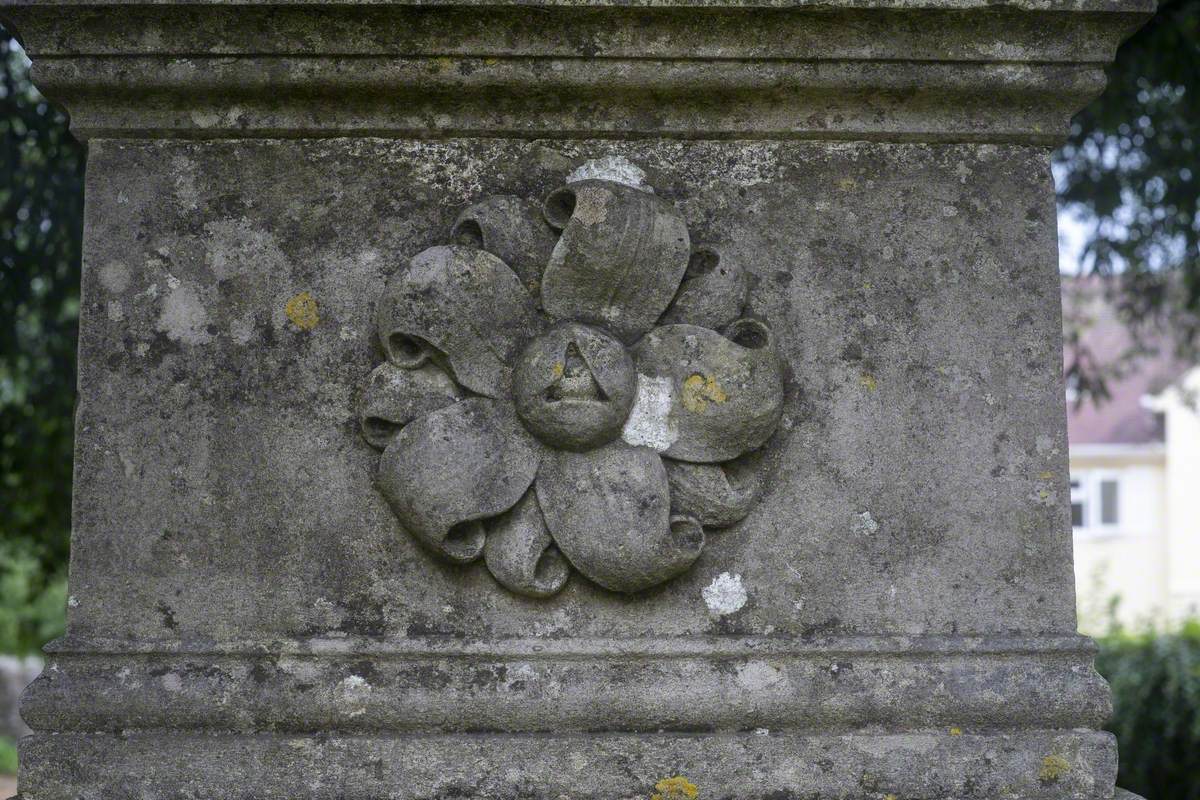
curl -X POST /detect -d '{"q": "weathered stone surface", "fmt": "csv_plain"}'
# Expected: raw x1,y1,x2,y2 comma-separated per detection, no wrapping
632,322,785,462
482,489,571,598
451,194,556,298
542,179,691,343
7,0,1155,795
378,398,541,563
376,244,540,397
357,362,463,450
659,244,749,330
536,441,705,593
20,730,1119,800
359,173,782,595
44,137,1084,638
512,322,637,451
2,2,1153,141
664,455,764,528
10,135,1132,797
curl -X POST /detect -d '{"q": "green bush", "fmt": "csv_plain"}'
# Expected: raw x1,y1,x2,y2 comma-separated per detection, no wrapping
1,29,81,657
1097,620,1200,800
0,541,66,655
0,736,16,776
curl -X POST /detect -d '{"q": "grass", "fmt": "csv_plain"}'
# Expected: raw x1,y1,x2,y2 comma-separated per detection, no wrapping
0,737,16,775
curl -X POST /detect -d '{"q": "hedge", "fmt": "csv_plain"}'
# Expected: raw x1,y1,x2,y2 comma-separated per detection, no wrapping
1097,620,1200,800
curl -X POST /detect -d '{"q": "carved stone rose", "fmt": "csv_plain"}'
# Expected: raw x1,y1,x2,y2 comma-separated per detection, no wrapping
358,159,785,597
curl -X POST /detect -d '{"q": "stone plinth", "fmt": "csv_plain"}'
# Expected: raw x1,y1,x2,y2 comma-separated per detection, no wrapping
1,2,1152,798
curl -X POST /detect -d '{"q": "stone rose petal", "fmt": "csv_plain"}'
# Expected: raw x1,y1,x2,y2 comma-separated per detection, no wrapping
626,320,784,463
535,441,704,593
378,398,541,563
357,362,464,450
512,322,637,451
658,244,749,330
483,489,571,598
663,454,765,528
540,179,690,344
376,245,540,398
451,195,558,299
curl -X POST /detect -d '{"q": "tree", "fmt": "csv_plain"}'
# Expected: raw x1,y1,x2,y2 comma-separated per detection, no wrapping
0,28,83,654
1056,0,1200,403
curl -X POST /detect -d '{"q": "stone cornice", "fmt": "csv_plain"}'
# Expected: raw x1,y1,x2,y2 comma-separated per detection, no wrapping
3,2,1154,140
24,634,1109,733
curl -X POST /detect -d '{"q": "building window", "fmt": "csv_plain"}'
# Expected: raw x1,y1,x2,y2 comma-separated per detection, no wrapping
1099,478,1119,526
1071,471,1121,536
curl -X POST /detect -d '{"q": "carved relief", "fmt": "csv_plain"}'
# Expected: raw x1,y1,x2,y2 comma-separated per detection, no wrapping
359,159,786,596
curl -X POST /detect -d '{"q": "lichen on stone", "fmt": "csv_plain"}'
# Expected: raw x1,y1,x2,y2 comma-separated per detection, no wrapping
681,373,728,413
1038,754,1070,783
285,291,320,331
651,775,699,800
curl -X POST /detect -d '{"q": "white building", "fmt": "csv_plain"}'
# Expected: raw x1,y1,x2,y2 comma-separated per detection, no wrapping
1065,281,1200,633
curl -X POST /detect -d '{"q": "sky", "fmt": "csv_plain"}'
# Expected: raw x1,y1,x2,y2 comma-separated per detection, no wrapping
1059,210,1095,275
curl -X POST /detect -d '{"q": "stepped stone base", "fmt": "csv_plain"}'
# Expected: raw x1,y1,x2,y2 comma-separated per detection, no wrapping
22,731,1117,800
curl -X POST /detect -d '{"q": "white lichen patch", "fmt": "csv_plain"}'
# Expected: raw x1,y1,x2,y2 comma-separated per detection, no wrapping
204,218,288,280
157,282,213,345
735,660,782,691
703,572,748,616
100,260,131,294
622,374,678,452
337,674,372,717
568,156,651,192
1035,434,1056,455
852,511,879,536
230,314,256,345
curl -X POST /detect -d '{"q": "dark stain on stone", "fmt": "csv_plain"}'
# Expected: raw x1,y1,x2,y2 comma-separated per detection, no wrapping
350,659,381,683
840,342,863,362
155,601,178,630
249,661,272,684
404,614,459,638
800,617,841,640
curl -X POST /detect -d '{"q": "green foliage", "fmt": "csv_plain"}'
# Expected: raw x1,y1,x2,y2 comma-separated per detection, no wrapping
0,29,82,654
1096,621,1200,800
1056,0,1200,401
0,736,16,775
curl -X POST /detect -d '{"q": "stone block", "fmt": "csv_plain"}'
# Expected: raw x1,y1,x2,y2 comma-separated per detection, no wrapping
1,2,1153,797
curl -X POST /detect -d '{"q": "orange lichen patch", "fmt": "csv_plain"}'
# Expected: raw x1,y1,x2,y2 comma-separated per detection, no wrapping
651,776,699,800
681,373,728,413
285,291,320,331
1038,754,1070,783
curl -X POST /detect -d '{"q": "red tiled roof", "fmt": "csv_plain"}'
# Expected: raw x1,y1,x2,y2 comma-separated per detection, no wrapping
1063,277,1190,446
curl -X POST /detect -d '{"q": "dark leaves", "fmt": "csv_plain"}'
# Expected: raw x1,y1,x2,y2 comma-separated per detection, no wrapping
0,28,83,653
1055,0,1200,404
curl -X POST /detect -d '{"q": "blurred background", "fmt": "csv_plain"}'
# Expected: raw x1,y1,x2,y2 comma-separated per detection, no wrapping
1,3,1199,798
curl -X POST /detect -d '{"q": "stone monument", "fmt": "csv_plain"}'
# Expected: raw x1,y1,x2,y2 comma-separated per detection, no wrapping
1,2,1154,798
